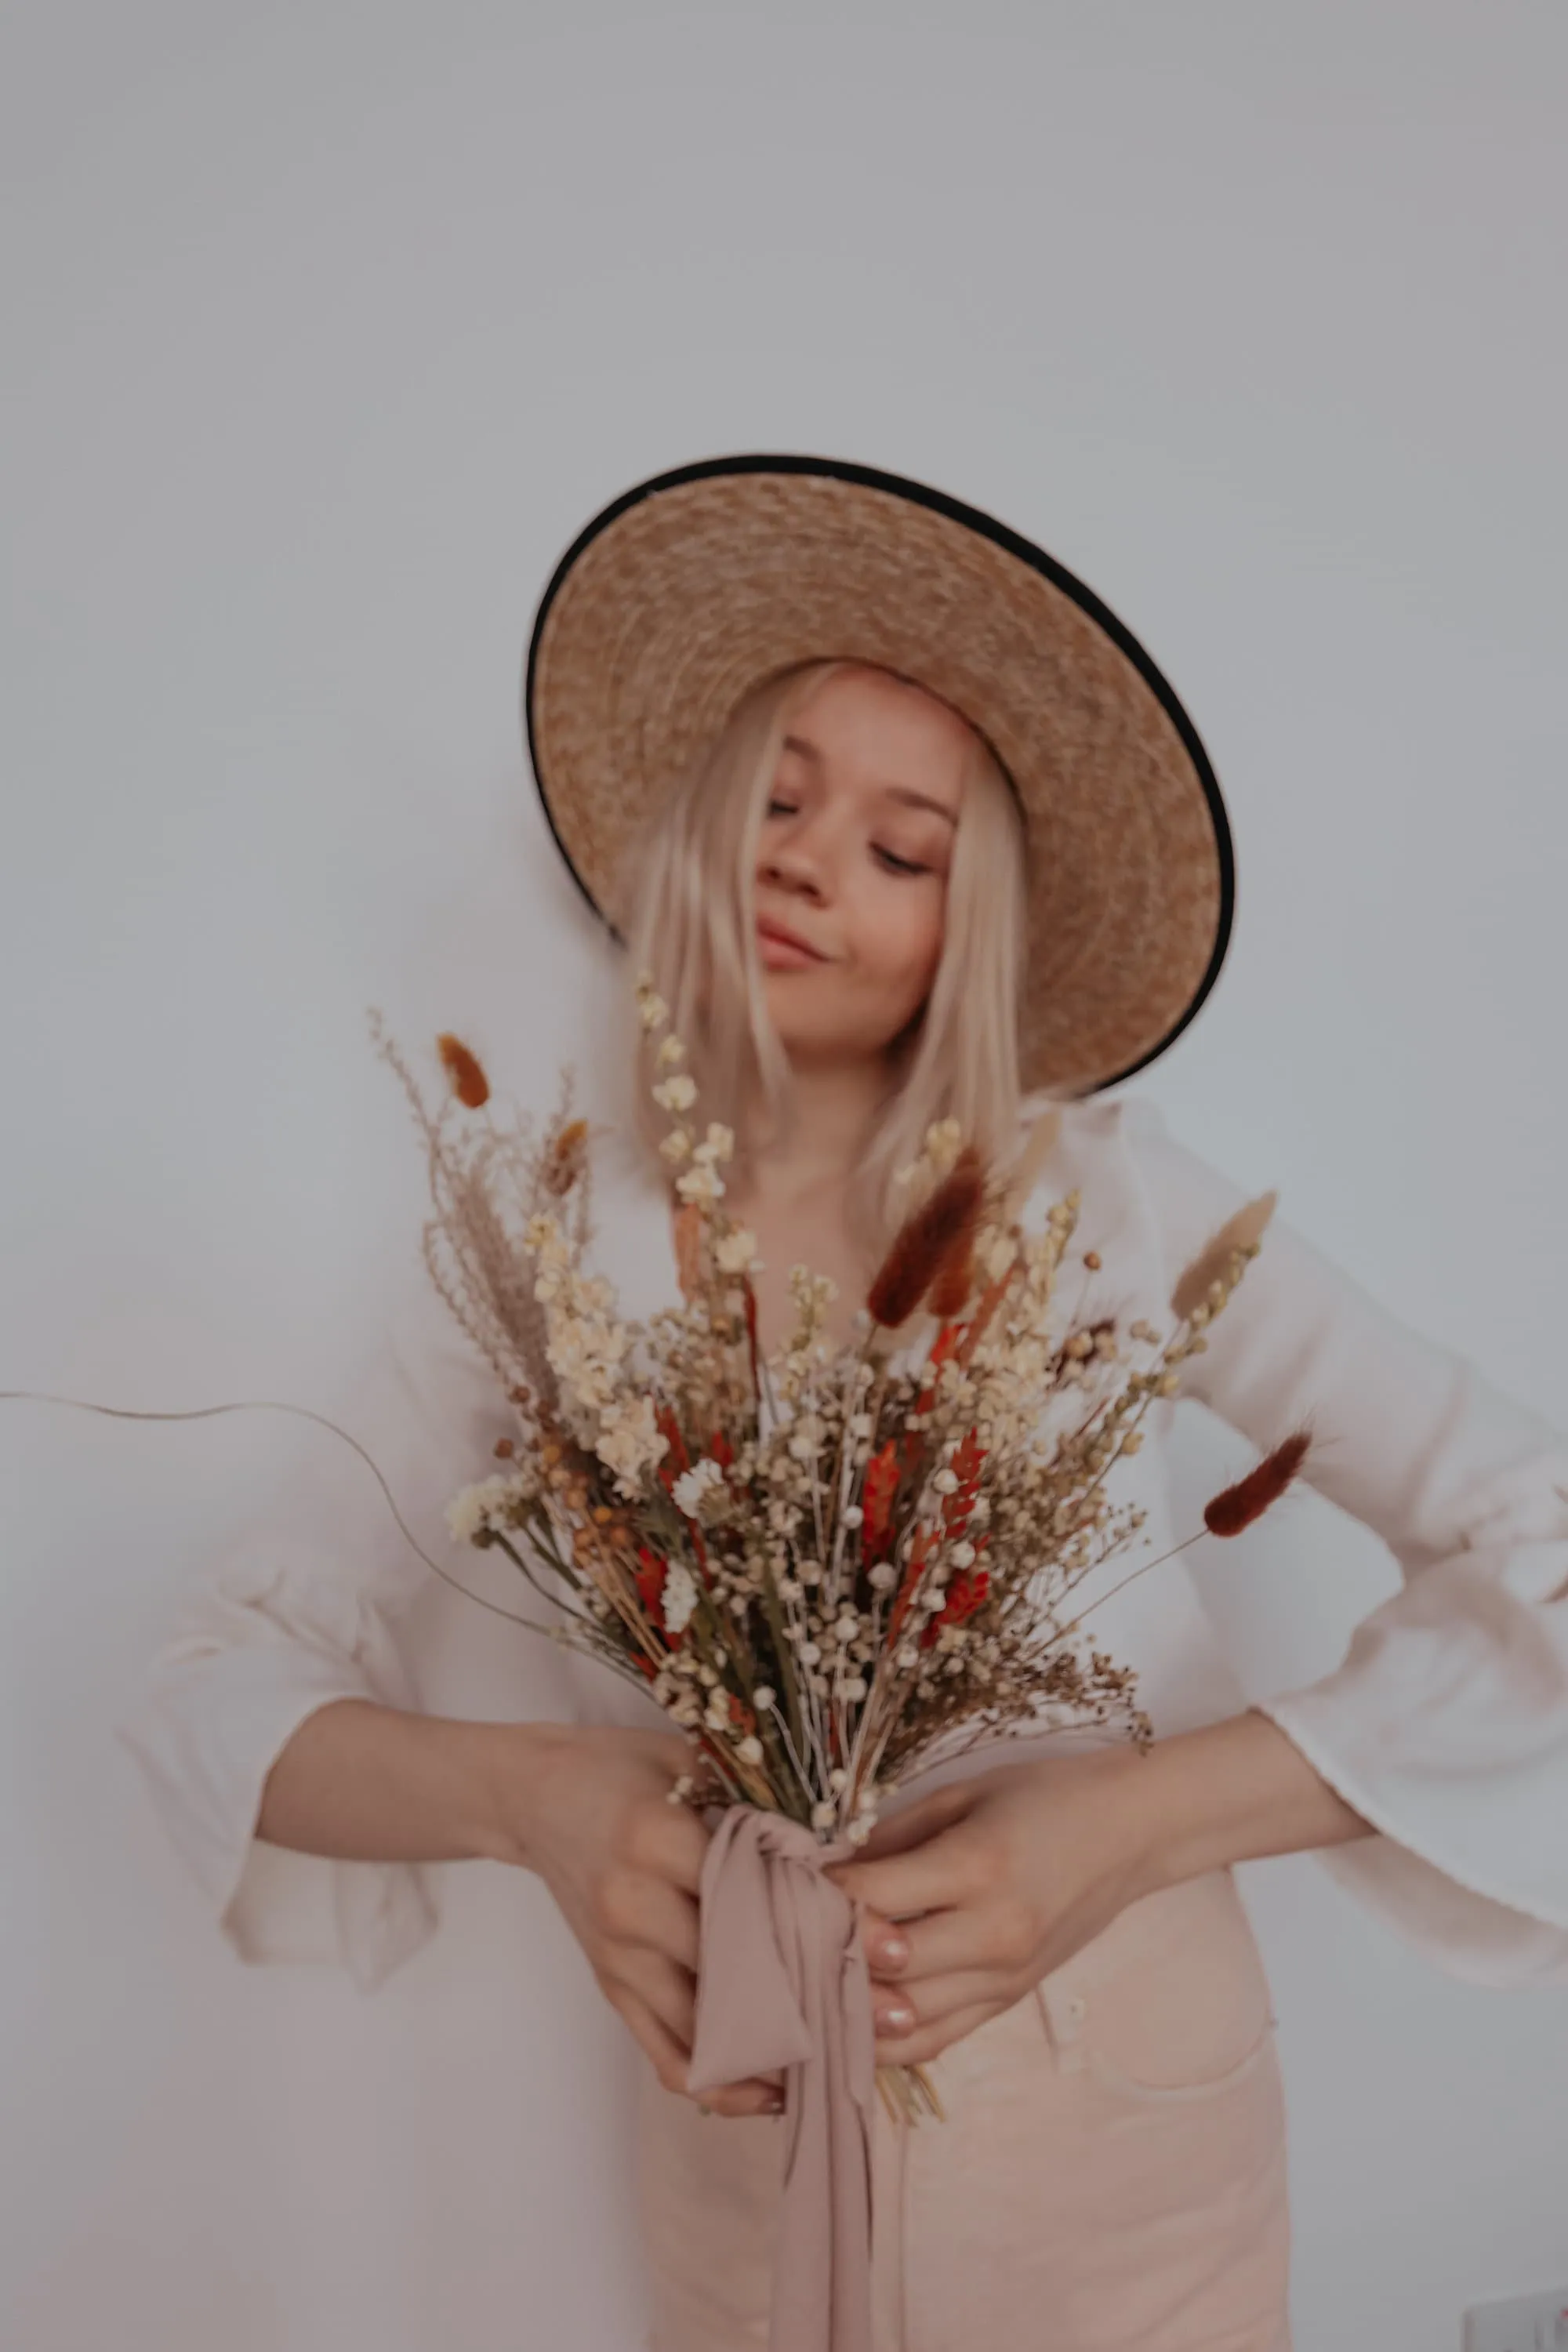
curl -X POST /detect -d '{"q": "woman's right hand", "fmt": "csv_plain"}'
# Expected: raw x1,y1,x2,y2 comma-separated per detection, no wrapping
490,1722,784,2121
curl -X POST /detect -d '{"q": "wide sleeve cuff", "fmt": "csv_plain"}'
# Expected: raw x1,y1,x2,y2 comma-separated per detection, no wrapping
1249,1510,1568,1986
115,1280,510,1991
1255,1689,1568,1989
1117,1091,1568,1987
115,1524,442,1991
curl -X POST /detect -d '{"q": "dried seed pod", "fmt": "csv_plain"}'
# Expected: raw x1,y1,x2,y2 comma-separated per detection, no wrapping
543,1118,589,1195
1203,1428,1313,1537
868,1148,985,1327
1170,1191,1277,1323
436,1032,490,1109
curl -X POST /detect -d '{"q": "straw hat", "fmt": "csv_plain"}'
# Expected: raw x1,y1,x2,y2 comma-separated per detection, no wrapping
523,453,1234,1097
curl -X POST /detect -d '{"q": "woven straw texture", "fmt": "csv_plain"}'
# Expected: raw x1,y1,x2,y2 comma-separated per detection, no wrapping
528,468,1226,1096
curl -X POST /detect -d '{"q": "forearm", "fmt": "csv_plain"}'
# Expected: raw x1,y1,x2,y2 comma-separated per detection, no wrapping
1127,1707,1377,1896
255,1697,560,1871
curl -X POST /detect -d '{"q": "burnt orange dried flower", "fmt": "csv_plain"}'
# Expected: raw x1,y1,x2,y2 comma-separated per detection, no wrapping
436,1033,490,1109
868,1149,985,1328
543,1118,589,1196
1203,1428,1313,1537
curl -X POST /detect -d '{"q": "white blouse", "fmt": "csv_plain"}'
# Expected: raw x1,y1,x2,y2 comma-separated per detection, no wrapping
115,1091,1568,1998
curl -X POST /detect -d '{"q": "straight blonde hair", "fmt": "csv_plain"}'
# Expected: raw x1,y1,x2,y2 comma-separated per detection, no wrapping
615,659,1062,1247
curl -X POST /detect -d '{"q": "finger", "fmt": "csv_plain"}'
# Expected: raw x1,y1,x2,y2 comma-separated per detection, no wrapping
608,1984,693,2095
630,1795,712,1897
876,1901,1016,1984
608,1987,782,2118
876,1997,1003,2069
616,1874,702,1973
701,2079,787,2120
870,1966,1007,2038
829,1817,981,1921
857,1903,913,1977
607,1944,699,2050
848,1781,975,1864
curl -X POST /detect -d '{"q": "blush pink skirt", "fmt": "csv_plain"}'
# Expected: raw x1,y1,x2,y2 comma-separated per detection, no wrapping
635,1865,1291,2352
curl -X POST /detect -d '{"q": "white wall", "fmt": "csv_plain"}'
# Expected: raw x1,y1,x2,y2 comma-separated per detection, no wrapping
3,5,1565,2347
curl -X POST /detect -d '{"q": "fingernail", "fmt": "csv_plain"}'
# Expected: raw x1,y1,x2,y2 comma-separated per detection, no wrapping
881,2005,916,2035
879,1936,909,1969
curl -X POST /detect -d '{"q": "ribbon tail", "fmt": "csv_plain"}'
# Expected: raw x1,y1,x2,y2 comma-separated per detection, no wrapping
767,1864,877,2352
685,1809,879,2352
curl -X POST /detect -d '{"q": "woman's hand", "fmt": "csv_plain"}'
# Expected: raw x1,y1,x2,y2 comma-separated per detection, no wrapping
491,1722,784,2119
826,1711,1376,2068
823,1745,1160,2069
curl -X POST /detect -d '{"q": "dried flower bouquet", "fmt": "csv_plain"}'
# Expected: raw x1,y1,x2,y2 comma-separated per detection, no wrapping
372,985,1308,2123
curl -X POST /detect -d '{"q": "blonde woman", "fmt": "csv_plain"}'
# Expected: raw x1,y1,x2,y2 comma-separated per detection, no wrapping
120,459,1568,2352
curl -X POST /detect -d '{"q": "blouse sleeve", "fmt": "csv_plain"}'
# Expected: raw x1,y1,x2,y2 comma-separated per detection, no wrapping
1119,1093,1568,1988
113,1274,512,1993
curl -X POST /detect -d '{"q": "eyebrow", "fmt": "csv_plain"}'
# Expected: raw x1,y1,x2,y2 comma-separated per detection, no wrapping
779,734,960,827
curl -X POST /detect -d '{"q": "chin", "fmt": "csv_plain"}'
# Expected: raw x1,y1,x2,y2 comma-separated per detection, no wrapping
771,1018,910,1066
762,975,922,1065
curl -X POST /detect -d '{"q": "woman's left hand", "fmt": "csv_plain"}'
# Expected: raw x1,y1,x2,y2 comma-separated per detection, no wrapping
828,1709,1377,2067
825,1744,1161,2069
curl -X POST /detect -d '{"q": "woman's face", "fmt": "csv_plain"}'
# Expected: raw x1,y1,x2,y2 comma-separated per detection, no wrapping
753,664,975,1066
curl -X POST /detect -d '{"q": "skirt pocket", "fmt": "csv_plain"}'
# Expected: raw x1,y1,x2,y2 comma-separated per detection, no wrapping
1039,1866,1279,2106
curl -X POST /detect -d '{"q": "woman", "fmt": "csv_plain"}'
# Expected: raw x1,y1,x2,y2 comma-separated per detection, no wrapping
119,458,1568,2351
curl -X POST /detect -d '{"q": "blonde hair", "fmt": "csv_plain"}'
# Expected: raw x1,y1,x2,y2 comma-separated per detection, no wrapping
615,658,1062,1246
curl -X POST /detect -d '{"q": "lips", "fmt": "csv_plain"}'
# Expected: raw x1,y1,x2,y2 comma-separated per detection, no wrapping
757,915,829,968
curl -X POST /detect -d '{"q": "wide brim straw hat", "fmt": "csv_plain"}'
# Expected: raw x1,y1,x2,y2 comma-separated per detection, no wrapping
522,453,1234,1098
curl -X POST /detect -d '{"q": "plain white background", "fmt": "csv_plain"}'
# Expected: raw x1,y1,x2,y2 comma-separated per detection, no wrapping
2,5,1565,2347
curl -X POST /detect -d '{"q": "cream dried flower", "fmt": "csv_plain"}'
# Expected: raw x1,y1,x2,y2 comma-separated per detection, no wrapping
595,1393,667,1494
923,1117,964,1174
445,1472,539,1545
672,1457,727,1519
636,975,670,1030
660,1560,700,1636
676,1160,725,1206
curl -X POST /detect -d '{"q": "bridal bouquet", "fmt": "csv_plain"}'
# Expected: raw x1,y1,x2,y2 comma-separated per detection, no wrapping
372,982,1307,2129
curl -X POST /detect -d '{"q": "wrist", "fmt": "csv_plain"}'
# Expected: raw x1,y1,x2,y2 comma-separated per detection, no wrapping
1119,1710,1376,1897
1085,1740,1186,1905
452,1717,574,1871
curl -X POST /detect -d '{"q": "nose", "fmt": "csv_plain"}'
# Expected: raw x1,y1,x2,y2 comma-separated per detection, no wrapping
760,828,830,903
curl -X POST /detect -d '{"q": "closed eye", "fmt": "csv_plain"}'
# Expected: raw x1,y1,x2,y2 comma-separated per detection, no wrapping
873,844,933,877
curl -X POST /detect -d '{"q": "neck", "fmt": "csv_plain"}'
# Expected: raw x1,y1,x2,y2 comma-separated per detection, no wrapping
739,1052,889,1208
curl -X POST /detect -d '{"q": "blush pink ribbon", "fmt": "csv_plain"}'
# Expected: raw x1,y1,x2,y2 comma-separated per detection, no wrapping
687,1806,877,2352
